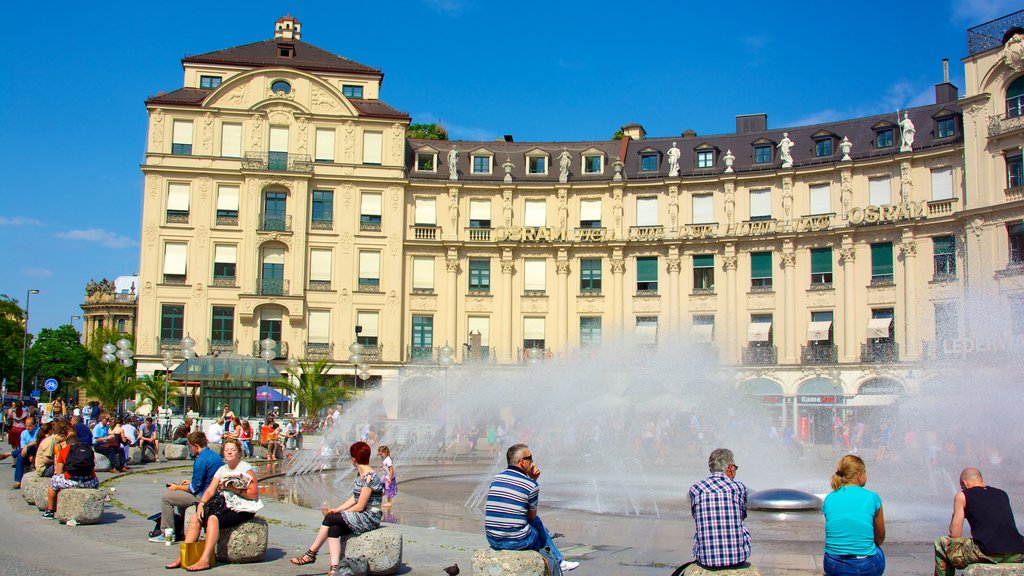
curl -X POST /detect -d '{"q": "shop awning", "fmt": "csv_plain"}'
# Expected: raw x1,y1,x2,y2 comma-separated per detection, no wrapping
807,321,832,341
255,385,288,402
691,324,714,342
867,318,893,339
748,322,772,342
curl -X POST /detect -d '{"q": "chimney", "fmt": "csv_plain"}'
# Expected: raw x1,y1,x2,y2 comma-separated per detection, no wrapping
736,114,767,134
935,58,958,104
503,134,514,143
275,15,302,40
621,123,646,141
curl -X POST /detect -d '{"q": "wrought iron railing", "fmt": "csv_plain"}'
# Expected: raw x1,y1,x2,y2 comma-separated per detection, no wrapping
361,345,382,362
870,276,895,287
257,277,289,296
162,274,187,285
305,342,332,360
242,151,313,172
412,225,439,240
311,219,333,230
635,289,659,296
743,345,778,365
802,343,838,364
360,222,382,232
158,338,181,353
308,280,332,291
252,340,288,359
988,111,1024,137
406,345,438,363
861,341,899,363
968,9,1024,55
258,213,292,232
466,227,492,241
356,281,381,293
211,277,237,288
216,214,238,226
165,211,190,224
207,339,237,355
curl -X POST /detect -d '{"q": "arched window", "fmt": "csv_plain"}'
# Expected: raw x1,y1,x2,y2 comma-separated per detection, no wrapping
1007,76,1024,118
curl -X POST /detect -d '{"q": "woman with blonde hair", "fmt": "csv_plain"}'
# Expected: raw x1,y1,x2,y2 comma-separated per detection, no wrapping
822,454,886,575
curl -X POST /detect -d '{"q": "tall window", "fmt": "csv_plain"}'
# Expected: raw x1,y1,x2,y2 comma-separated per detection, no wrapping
579,199,602,228
166,183,190,223
749,189,771,220
1008,154,1023,189
636,316,658,346
870,309,895,342
636,197,658,227
580,317,602,347
269,126,289,170
163,243,187,284
309,248,332,289
749,314,774,346
259,309,283,356
358,251,381,289
308,310,331,345
692,194,714,224
524,199,546,227
362,131,383,165
412,256,434,293
809,184,831,214
211,306,234,343
693,254,715,292
414,197,436,226
171,120,193,155
357,311,379,347
750,252,772,290
360,192,382,230
810,247,833,285
636,256,658,293
1009,223,1024,264
692,315,715,342
221,123,242,158
467,316,490,358
469,199,491,228
930,167,954,201
411,316,434,360
315,128,336,163
469,259,490,292
523,318,545,350
809,310,834,344
1007,76,1024,118
263,191,287,231
870,242,894,283
524,259,546,294
216,185,239,222
213,245,237,283
260,246,285,295
580,258,602,293
311,191,333,225
160,304,184,342
869,176,891,206
932,236,956,280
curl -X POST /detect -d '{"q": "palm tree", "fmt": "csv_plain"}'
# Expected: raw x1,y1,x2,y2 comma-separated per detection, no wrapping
136,373,181,413
276,358,355,429
79,362,142,415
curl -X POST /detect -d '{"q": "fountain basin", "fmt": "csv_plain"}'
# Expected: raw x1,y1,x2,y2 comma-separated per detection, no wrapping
748,488,822,511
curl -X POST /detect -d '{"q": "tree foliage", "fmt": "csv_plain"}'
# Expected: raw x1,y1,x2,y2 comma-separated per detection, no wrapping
78,361,141,413
276,359,355,428
136,373,181,411
0,294,30,390
407,123,448,140
26,325,91,397
612,129,624,140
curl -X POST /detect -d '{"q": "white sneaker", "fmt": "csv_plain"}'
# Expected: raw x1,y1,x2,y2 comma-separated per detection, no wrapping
559,560,579,572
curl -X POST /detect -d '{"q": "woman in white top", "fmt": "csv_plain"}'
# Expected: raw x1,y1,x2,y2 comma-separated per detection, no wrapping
165,438,263,571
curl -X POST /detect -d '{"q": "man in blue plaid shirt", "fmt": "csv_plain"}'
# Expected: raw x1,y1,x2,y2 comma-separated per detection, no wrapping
688,448,751,568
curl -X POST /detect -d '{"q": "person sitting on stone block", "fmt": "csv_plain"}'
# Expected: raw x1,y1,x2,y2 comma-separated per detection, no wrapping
139,417,160,460
934,467,1024,576
687,448,751,571
172,418,194,445
41,432,98,519
150,431,223,544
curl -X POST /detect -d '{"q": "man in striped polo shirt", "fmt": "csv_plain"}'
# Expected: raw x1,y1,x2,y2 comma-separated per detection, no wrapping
485,444,579,572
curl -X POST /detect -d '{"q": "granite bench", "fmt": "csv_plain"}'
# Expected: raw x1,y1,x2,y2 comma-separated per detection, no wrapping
128,445,158,464
164,444,190,460
55,488,105,524
345,526,403,575
215,517,269,563
473,549,546,576
20,474,49,507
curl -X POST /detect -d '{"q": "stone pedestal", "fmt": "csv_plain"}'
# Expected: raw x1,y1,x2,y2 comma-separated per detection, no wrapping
682,563,762,576
164,444,190,460
215,517,268,563
964,565,1024,575
55,488,104,524
346,527,403,575
472,549,546,576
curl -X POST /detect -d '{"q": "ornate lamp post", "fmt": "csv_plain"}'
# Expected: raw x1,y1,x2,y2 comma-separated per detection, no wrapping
181,337,196,416
348,341,370,396
19,289,40,399
101,338,135,413
260,338,277,416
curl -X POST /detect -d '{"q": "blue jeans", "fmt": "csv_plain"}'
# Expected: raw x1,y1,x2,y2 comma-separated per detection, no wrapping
824,549,885,576
14,451,27,483
487,515,563,563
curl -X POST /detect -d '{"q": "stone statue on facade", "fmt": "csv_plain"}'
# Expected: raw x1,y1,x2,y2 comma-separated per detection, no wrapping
667,142,681,176
558,148,571,183
502,158,514,183
723,149,735,173
778,132,794,168
448,146,458,180
899,111,915,152
840,136,853,161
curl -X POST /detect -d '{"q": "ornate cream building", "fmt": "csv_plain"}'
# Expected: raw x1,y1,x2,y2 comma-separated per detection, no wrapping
135,14,1024,433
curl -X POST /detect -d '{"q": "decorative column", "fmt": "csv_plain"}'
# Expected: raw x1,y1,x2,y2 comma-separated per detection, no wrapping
667,248,681,332
899,234,918,360
446,248,459,358
722,243,738,363
610,251,626,338
556,251,570,354
500,253,515,363
781,242,797,364
840,236,857,363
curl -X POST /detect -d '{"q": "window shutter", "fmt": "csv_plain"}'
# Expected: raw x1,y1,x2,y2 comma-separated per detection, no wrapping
524,259,546,291
216,185,239,211
809,184,831,214
636,197,658,226
810,248,832,274
361,192,382,216
750,252,772,278
580,199,602,221
469,199,491,221
636,257,658,282
414,198,436,225
524,200,546,227
163,243,187,275
930,167,954,200
172,120,193,145
869,177,891,206
412,257,434,290
692,194,714,224
214,245,236,264
269,126,288,152
467,316,490,346
308,310,330,343
310,249,332,282
221,123,242,157
315,128,336,162
523,317,545,340
749,189,771,218
362,131,383,164
359,251,380,279
871,243,893,276
357,311,379,337
262,246,285,265
693,254,714,268
167,183,191,211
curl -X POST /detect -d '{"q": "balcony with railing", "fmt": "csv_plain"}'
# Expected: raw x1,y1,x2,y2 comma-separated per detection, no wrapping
242,151,312,172
212,276,237,288
466,227,492,241
305,342,333,360
162,274,187,286
308,280,332,291
215,214,238,227
412,225,440,240
359,344,382,362
680,223,720,239
258,213,292,232
743,345,778,365
311,218,333,231
988,111,1024,138
356,279,381,293
927,197,958,215
165,210,190,225
158,337,181,353
257,277,289,296
802,342,838,364
406,345,439,363
574,227,609,242
1007,186,1024,201
208,339,238,355
862,341,899,363
252,340,288,359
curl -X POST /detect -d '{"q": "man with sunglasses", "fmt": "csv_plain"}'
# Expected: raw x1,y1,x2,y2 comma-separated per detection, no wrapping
484,444,579,572
687,448,751,570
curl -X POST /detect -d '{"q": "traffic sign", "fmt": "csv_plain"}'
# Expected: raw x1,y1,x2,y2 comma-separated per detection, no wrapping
44,378,58,392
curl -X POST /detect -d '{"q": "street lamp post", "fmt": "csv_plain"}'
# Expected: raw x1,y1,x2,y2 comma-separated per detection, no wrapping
19,289,40,399
101,338,135,414
260,338,278,417
70,314,81,326
181,337,196,416
161,351,175,436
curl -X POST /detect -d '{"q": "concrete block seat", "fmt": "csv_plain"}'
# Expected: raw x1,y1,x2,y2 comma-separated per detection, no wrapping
21,474,49,506
55,488,105,524
964,564,1024,575
473,549,547,576
164,444,190,460
93,452,112,472
215,517,269,564
208,443,223,456
346,526,403,575
681,563,763,576
128,445,158,464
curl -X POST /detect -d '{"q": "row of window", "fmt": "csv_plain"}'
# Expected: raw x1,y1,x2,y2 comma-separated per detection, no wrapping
198,75,365,99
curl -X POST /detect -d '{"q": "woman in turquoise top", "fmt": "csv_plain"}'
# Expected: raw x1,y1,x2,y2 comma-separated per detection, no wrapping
822,454,886,576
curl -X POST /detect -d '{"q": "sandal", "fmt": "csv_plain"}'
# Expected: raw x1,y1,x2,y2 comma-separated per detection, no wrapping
327,564,340,576
290,549,318,565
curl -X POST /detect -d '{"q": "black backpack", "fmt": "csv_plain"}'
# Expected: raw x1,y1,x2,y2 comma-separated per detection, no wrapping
65,444,95,476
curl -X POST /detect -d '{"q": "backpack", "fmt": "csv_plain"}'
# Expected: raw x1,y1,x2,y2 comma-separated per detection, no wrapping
65,444,95,476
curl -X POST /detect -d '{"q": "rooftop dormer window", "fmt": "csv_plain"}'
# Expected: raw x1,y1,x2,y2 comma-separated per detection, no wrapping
277,43,294,58
200,75,222,89
871,121,896,149
815,138,833,157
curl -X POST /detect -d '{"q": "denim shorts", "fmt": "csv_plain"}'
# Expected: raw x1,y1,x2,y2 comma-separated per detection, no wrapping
823,549,885,576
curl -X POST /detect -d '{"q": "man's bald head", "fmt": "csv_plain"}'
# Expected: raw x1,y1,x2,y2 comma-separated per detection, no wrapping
960,468,985,488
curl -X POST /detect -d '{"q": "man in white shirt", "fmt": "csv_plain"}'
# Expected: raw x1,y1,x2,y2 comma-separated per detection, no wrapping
206,418,224,444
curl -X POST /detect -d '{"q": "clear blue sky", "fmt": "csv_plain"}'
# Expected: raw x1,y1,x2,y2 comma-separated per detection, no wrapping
0,0,1018,333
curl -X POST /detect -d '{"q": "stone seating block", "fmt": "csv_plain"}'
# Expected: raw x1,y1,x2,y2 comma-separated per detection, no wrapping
55,488,104,524
346,526,403,575
215,517,268,564
682,563,762,576
94,452,112,472
21,474,49,506
208,443,223,456
964,565,1024,576
127,446,143,465
472,549,546,576
164,444,190,460
142,444,158,462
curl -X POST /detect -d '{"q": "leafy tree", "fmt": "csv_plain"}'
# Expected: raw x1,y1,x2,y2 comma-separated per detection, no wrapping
0,294,32,391
136,373,181,412
78,361,141,414
407,123,448,140
26,325,91,397
612,129,624,140
276,359,355,428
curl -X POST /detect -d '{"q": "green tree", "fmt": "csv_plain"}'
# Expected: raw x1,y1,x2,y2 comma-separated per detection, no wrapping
276,359,355,428
26,324,91,397
0,294,32,392
79,361,141,414
136,373,181,412
407,123,448,140
612,129,624,140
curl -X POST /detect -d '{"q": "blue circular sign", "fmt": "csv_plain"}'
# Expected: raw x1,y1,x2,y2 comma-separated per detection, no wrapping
44,378,58,392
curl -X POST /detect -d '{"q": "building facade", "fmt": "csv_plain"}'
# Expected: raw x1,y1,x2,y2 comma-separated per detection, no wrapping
135,14,1024,430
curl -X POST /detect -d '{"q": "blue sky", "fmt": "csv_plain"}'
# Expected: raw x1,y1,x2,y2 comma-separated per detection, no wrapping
0,0,1019,333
